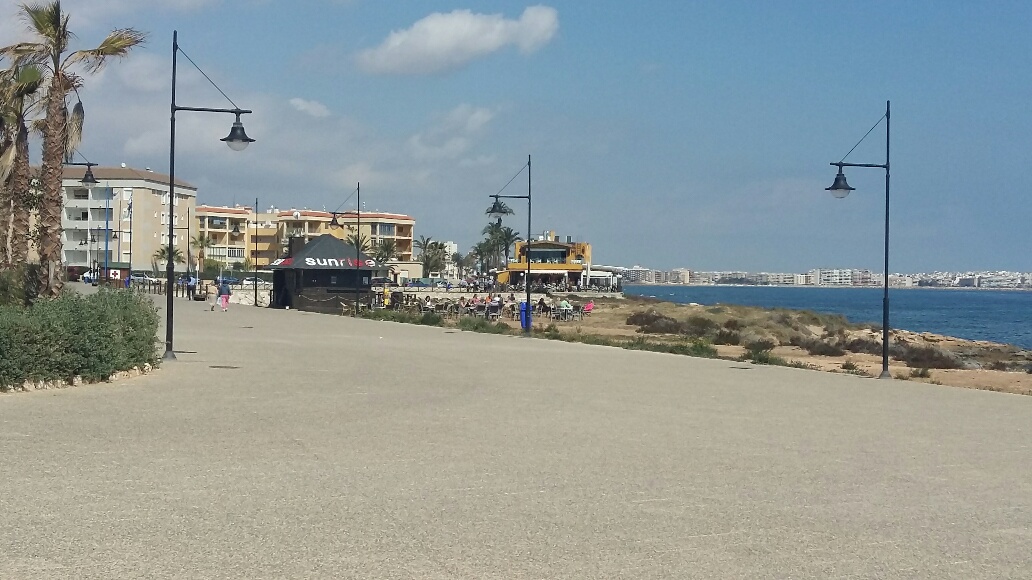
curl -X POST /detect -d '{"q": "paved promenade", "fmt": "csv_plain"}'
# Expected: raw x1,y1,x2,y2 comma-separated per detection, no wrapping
2,295,1031,578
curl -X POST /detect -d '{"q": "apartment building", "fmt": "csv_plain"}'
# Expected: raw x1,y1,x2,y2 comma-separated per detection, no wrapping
275,209,415,262
61,166,196,274
194,205,250,268
192,207,416,268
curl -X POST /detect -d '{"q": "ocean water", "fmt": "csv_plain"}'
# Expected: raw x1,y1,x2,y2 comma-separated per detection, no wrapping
624,285,1032,349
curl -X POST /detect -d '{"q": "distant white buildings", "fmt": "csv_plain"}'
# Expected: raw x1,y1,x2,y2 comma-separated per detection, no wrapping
615,265,1032,289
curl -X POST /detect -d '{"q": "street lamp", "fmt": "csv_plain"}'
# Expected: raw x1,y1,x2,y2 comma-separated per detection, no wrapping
489,154,532,335
826,100,891,379
164,30,254,361
65,161,103,280
328,183,361,316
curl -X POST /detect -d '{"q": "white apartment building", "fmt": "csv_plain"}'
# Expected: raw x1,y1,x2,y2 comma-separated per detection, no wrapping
62,166,197,275
812,268,854,286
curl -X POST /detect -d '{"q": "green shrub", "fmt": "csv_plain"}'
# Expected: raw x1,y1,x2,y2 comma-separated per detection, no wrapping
713,328,740,345
669,340,719,358
791,337,846,357
418,312,443,326
841,361,858,371
0,288,159,388
458,317,511,334
684,315,718,338
899,345,964,369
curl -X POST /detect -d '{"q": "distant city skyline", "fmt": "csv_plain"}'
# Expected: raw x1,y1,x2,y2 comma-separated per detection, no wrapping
5,2,1032,272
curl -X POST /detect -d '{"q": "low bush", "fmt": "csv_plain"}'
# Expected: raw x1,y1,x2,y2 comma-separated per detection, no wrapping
684,315,718,338
899,345,964,369
910,367,931,378
0,289,159,389
713,328,740,345
843,337,883,356
841,361,858,371
418,312,444,326
792,337,846,357
458,317,510,334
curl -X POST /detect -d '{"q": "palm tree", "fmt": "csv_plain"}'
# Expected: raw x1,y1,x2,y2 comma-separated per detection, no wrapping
373,238,398,265
450,251,465,278
471,240,492,273
1,1,145,296
0,64,43,267
497,226,521,265
414,235,433,259
346,232,370,254
190,233,214,269
152,246,184,265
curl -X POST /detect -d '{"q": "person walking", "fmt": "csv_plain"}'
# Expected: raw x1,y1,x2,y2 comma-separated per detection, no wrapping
186,275,197,300
216,281,232,312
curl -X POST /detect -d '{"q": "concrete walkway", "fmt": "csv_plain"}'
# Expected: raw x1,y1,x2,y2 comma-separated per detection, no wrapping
1,295,1030,578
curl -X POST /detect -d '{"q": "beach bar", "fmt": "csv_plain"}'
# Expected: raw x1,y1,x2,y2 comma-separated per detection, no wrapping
269,234,387,314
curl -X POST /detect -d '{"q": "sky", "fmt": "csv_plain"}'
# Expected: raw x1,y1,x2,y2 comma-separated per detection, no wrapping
3,0,1031,273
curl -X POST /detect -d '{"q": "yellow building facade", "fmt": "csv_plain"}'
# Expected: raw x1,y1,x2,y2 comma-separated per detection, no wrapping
502,230,592,288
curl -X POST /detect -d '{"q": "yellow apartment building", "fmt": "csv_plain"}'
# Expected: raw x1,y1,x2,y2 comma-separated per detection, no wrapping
193,206,415,269
275,209,415,262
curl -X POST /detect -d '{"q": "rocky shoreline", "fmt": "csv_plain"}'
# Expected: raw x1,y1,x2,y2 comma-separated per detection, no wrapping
520,293,1032,396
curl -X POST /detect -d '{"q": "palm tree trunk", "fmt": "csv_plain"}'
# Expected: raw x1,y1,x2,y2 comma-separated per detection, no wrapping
38,75,66,296
9,122,31,267
0,181,10,264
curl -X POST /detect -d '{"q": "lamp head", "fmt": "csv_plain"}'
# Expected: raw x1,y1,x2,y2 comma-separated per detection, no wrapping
221,113,255,151
81,165,99,187
826,167,855,199
329,213,342,229
231,223,241,235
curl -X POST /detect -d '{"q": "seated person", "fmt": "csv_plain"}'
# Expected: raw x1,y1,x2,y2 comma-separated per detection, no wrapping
559,298,572,310
536,297,548,312
583,299,595,314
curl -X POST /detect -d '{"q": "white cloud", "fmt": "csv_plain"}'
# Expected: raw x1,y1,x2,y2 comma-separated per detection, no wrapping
289,98,331,118
356,5,559,75
407,104,495,160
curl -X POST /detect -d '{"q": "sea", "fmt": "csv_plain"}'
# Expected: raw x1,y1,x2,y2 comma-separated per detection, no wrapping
623,285,1032,350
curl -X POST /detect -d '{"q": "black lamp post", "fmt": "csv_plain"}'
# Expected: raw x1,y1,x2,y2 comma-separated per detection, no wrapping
826,100,891,379
65,161,99,279
489,154,532,335
328,182,361,316
165,30,254,361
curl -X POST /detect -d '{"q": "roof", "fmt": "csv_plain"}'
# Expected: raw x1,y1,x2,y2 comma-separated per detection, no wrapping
269,234,386,270
276,209,414,221
196,205,252,215
61,166,196,190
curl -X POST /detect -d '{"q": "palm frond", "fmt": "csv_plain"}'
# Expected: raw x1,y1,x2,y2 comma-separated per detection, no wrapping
66,29,146,73
64,99,83,162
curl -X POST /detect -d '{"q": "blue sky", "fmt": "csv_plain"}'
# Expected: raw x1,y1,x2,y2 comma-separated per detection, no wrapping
4,1,1031,272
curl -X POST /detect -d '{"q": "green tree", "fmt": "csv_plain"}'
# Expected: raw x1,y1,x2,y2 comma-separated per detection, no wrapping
1,1,145,296
152,246,184,265
346,232,370,254
373,238,398,265
496,226,521,265
190,233,214,268
0,64,43,267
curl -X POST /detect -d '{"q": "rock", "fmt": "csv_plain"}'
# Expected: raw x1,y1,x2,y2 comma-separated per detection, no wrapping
142,363,152,374
72,376,83,387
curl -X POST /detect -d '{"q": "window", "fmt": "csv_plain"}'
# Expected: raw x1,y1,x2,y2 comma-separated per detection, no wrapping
227,248,245,258
161,192,169,205
378,223,396,236
72,189,89,200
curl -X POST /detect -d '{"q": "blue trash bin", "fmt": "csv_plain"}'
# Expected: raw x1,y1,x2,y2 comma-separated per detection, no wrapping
520,301,531,330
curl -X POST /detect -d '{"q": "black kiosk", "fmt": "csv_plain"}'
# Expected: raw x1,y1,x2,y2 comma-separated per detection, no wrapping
270,234,386,314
